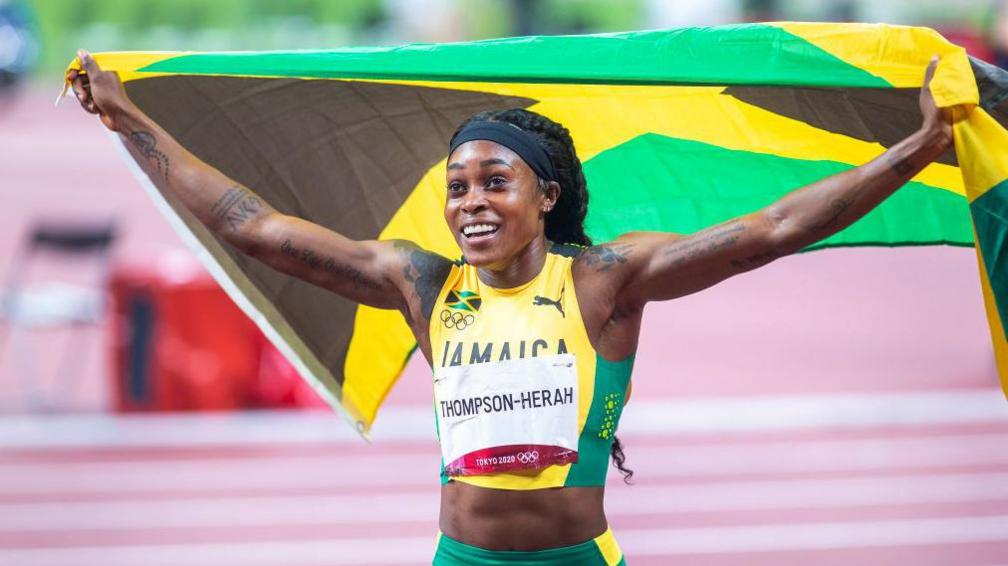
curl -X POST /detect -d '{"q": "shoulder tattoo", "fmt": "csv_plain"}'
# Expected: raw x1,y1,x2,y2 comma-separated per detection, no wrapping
576,243,634,272
394,241,453,321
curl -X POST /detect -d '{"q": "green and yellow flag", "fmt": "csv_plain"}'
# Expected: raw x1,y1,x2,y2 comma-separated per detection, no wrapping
66,23,1008,434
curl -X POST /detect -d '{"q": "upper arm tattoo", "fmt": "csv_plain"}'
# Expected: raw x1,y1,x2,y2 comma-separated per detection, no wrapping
661,221,747,268
210,186,266,231
279,238,383,291
395,241,453,321
576,243,634,272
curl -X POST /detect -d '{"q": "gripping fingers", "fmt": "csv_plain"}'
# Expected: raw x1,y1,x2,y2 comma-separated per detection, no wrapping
68,72,98,114
922,55,939,90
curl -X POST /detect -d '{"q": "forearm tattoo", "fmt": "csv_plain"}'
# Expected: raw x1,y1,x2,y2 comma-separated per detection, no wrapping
127,129,170,181
280,239,383,290
577,243,634,272
888,152,915,176
210,186,265,231
395,241,452,321
804,196,854,232
662,221,747,268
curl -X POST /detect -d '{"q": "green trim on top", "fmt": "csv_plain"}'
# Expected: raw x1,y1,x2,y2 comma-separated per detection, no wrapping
971,178,1008,336
137,25,890,88
564,353,635,487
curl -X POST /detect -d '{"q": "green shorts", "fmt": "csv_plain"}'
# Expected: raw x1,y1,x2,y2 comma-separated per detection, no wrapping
433,526,626,565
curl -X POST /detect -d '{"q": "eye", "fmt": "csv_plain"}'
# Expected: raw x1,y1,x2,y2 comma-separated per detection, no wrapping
487,176,507,188
447,181,465,194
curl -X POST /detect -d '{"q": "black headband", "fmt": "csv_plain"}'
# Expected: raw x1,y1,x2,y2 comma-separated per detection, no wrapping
448,121,557,182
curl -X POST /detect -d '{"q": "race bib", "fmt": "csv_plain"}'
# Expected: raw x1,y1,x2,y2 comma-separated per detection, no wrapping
434,353,579,476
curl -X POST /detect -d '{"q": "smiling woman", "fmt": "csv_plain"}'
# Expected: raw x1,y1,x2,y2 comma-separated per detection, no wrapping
434,109,637,559
65,24,981,562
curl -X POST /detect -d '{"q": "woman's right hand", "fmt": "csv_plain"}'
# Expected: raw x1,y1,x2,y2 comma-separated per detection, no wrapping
66,49,131,132
917,56,953,151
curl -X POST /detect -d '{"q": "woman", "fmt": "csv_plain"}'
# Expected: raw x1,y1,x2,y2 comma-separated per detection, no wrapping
68,49,952,564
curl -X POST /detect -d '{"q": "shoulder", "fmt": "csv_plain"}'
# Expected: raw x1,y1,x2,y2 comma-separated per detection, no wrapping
388,240,456,321
568,237,641,315
571,232,685,307
391,240,458,271
572,232,681,274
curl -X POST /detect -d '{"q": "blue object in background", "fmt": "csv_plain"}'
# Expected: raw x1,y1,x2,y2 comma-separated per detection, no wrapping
0,0,39,88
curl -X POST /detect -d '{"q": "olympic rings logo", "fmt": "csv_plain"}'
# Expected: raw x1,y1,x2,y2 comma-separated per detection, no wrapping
440,309,475,330
516,450,540,465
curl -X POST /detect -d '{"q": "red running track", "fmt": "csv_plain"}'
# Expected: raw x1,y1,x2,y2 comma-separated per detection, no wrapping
2,388,1008,565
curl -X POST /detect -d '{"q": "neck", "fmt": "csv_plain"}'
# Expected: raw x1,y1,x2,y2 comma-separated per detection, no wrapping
477,235,550,289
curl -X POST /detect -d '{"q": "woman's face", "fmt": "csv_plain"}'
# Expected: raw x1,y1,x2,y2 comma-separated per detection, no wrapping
444,140,555,269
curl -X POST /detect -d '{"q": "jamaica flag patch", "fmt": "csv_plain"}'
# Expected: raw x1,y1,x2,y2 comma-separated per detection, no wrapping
445,290,482,313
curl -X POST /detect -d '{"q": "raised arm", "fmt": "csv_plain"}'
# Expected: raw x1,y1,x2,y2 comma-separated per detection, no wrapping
68,50,452,321
585,57,953,310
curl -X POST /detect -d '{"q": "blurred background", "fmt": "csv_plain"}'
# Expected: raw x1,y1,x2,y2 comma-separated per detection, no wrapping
1,0,1007,564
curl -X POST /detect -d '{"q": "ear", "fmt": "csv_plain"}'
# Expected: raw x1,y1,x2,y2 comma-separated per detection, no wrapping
541,180,561,213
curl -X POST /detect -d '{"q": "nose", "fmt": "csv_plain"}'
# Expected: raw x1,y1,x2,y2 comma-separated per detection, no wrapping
460,187,487,215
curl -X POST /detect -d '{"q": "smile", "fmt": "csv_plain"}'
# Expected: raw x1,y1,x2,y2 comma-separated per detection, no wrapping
461,223,500,239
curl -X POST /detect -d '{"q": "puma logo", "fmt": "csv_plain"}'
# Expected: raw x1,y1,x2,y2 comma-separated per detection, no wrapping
532,288,565,317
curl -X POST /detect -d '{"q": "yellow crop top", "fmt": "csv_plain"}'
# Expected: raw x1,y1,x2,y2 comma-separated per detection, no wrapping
429,243,635,490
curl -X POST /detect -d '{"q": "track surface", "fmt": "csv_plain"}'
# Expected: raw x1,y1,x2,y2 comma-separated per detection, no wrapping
3,395,1008,565
1,86,1007,565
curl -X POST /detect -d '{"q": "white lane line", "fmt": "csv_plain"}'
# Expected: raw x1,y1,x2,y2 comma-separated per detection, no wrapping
1,491,439,530
619,388,1008,435
4,472,1008,531
0,489,437,527
624,433,1008,477
0,534,436,566
606,472,1008,513
0,451,441,494
0,389,1004,448
619,515,1008,554
2,434,1007,495
1,516,1006,565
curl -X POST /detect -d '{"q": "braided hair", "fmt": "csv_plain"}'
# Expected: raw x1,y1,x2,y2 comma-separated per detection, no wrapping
452,108,634,483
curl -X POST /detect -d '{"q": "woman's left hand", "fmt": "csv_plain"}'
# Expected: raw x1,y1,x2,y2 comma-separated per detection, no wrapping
919,56,954,150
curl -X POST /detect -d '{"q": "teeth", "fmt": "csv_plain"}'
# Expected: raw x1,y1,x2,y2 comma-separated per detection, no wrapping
463,223,498,236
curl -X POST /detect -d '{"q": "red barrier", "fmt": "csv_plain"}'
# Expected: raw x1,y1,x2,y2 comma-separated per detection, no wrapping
108,253,325,412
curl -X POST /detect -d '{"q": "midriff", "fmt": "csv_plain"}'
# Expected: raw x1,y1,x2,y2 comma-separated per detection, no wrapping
439,481,607,550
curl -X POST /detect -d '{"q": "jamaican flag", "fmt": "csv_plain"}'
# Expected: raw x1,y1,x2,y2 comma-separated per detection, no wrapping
65,23,1008,434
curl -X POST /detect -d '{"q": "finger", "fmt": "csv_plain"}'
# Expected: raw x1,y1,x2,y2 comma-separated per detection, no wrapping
66,69,78,82
71,72,91,95
77,48,98,74
923,55,939,89
71,82,87,104
71,79,90,104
